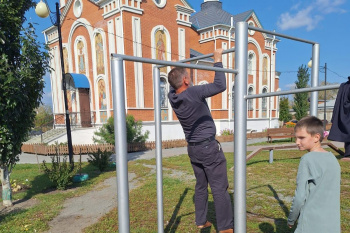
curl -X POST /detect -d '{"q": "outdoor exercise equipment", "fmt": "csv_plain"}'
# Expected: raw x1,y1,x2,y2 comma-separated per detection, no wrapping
110,21,340,233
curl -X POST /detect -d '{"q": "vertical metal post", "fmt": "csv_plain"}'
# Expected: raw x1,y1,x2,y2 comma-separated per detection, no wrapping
111,57,130,233
324,63,327,130
153,67,164,233
56,2,74,166
234,21,248,233
310,43,320,116
269,150,273,164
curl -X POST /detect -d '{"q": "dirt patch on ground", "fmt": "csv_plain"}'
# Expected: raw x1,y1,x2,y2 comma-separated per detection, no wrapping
0,197,39,216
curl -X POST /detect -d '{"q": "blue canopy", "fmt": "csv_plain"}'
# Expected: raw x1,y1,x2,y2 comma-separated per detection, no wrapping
65,73,90,88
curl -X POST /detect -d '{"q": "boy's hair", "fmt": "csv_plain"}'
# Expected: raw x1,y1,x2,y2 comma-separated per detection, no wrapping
168,67,187,90
295,116,324,142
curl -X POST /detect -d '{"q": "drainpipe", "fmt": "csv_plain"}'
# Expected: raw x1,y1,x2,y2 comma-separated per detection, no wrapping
119,0,127,113
228,17,233,121
269,32,275,128
213,26,216,49
195,60,199,85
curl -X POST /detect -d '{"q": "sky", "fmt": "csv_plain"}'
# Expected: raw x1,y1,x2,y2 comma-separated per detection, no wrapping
25,0,350,106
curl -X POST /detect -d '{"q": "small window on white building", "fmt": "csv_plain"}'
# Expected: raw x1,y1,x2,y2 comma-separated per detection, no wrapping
248,53,255,75
262,88,267,110
160,77,168,108
248,86,254,110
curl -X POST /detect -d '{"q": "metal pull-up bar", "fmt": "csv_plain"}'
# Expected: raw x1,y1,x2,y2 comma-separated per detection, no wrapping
248,25,320,117
110,21,326,233
111,48,237,233
156,47,236,68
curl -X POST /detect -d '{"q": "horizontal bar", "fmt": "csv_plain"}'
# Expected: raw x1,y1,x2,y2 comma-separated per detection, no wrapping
111,54,238,74
248,26,317,45
246,84,340,99
157,47,236,68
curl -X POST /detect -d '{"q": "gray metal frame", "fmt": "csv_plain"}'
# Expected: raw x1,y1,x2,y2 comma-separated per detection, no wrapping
110,53,238,233
110,21,339,233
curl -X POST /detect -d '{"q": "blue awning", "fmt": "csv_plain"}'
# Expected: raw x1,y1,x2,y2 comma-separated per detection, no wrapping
65,73,90,88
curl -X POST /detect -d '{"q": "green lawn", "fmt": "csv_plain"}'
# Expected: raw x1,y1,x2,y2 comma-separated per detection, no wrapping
1,149,349,233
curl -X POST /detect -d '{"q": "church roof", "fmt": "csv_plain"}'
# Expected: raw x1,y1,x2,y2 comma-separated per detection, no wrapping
190,49,214,62
190,1,254,30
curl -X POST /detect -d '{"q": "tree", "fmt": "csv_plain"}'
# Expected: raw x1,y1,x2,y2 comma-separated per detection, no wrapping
318,81,339,100
93,115,150,145
0,1,50,206
293,65,310,120
279,97,292,124
34,104,54,132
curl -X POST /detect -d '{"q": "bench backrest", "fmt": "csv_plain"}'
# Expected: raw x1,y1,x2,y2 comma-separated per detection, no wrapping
266,128,294,135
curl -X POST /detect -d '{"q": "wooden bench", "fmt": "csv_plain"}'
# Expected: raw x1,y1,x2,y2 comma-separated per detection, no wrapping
244,141,344,162
266,128,294,143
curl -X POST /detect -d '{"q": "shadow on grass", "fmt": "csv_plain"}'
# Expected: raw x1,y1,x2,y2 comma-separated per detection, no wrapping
164,188,195,233
164,187,222,233
257,184,294,233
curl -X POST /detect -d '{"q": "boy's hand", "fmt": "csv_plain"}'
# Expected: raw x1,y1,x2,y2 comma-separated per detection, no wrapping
213,48,223,63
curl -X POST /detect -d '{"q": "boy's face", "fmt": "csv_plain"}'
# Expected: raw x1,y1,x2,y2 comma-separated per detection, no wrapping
295,127,321,152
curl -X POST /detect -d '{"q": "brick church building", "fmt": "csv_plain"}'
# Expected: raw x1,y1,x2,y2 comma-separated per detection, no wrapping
44,0,280,141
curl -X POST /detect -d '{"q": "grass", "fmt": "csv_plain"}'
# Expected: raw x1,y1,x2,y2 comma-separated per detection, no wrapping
0,162,117,232
1,149,350,233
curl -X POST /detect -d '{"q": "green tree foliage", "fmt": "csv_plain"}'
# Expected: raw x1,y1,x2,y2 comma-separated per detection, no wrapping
293,65,310,120
93,115,150,144
34,104,54,132
318,81,339,100
279,97,292,123
0,1,50,206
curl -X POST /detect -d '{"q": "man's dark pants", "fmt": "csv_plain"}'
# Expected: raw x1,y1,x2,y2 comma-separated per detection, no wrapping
187,139,234,231
345,142,350,157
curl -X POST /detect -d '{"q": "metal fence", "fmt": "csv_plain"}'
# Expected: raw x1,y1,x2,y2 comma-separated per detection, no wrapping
110,21,340,233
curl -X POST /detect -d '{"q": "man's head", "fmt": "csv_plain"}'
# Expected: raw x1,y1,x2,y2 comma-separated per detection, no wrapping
294,116,324,151
168,67,192,92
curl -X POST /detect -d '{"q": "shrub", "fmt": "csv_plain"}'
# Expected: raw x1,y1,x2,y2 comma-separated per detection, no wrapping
87,149,112,172
42,154,76,190
93,114,150,144
220,128,234,136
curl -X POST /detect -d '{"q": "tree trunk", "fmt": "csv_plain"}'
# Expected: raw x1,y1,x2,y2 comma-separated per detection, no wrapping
0,166,13,207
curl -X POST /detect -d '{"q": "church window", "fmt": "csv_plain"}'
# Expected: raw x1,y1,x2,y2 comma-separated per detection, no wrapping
160,77,168,108
248,86,254,110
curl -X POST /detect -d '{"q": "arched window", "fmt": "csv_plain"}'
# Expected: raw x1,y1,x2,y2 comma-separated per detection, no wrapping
262,87,267,117
248,53,255,75
248,86,254,110
160,77,168,108
262,88,267,110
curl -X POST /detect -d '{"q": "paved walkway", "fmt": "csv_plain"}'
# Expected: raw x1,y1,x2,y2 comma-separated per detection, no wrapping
18,138,345,164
